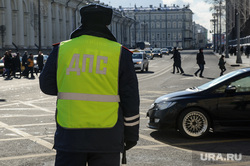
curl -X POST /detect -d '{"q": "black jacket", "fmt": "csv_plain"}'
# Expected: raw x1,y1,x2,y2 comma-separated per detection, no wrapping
39,25,140,153
196,52,205,64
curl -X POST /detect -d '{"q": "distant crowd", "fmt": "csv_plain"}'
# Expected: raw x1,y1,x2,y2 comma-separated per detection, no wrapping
1,50,45,80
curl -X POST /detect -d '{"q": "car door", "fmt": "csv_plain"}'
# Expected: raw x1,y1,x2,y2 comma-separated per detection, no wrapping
216,76,250,126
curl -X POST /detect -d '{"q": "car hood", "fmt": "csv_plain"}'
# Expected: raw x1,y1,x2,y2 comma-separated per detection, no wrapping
132,59,142,63
154,89,198,103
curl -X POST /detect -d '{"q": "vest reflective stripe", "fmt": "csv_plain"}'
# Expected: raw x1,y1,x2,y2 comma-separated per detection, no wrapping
57,35,121,129
58,92,120,102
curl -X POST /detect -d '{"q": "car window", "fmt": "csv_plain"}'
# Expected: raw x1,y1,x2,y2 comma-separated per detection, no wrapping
132,53,142,59
198,70,242,90
230,76,250,92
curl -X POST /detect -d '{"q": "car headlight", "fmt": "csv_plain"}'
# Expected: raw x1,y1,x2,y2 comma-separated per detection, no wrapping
156,101,176,110
136,61,142,64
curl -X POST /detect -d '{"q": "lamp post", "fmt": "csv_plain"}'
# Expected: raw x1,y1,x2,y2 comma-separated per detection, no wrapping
38,0,41,51
0,25,6,49
219,0,222,55
236,7,242,63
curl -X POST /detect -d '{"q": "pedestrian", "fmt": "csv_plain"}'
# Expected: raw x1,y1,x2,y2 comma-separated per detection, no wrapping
194,48,205,78
171,47,184,74
27,53,35,79
2,51,11,79
22,51,29,77
39,4,140,166
245,45,250,58
12,52,21,78
37,51,44,74
218,55,226,76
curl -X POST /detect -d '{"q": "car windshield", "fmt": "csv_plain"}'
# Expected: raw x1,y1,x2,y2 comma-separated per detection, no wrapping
153,50,160,53
197,70,244,90
145,51,151,53
132,53,143,59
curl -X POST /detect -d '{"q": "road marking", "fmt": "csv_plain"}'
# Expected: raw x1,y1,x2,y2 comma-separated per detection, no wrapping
18,101,54,113
171,138,250,146
0,121,53,150
138,134,193,153
0,153,55,161
0,135,54,142
206,161,250,166
12,122,55,127
0,114,53,118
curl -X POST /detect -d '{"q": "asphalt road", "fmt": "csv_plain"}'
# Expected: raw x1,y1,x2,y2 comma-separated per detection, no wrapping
0,49,250,166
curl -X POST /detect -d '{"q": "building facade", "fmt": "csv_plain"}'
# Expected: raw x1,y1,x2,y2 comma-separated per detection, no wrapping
0,0,134,55
193,23,208,49
119,4,194,49
227,0,250,43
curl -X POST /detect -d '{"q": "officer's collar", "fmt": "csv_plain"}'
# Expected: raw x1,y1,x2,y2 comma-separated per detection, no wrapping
70,25,117,42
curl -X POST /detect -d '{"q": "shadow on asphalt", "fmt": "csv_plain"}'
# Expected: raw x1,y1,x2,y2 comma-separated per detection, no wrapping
136,71,155,74
149,129,250,155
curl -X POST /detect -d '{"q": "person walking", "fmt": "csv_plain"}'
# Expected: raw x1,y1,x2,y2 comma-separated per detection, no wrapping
37,51,44,74
171,47,184,74
12,52,21,78
22,51,29,77
218,55,226,76
39,4,140,166
194,48,205,78
2,51,12,79
27,53,35,79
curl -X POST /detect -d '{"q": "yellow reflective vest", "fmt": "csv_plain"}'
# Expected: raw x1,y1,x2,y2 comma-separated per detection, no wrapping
56,35,121,129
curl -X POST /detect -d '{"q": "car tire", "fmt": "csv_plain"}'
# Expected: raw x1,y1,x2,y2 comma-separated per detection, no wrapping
141,66,144,72
178,108,210,138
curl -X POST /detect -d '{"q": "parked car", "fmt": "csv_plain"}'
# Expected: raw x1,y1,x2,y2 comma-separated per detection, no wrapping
132,52,149,72
0,58,4,74
152,49,162,58
161,48,169,55
147,68,250,138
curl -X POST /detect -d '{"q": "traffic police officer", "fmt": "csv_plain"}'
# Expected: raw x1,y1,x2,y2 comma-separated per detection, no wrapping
39,3,140,166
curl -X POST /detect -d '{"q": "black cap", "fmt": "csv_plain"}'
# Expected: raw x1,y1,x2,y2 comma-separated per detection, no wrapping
80,4,113,25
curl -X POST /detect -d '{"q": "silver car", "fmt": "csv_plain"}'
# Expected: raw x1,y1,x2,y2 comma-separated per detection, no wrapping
132,52,149,72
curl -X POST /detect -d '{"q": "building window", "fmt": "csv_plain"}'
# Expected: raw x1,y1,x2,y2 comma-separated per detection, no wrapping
173,22,176,28
151,22,155,28
168,22,171,28
162,22,165,28
156,22,160,28
178,22,182,28
178,33,182,39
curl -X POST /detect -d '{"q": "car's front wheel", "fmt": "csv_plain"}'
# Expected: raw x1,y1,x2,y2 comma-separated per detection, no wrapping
178,108,210,138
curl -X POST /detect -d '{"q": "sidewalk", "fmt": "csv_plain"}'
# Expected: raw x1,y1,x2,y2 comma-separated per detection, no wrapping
213,52,250,68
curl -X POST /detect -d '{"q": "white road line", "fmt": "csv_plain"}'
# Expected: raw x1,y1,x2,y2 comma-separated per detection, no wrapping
18,101,54,113
206,161,250,166
0,135,54,142
12,122,55,127
0,114,53,118
0,121,53,150
0,153,55,161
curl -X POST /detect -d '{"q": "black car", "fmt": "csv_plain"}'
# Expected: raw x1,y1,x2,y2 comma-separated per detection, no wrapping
147,68,250,138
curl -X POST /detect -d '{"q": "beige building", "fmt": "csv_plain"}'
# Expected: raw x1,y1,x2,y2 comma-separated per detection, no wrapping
0,0,134,55
119,4,194,49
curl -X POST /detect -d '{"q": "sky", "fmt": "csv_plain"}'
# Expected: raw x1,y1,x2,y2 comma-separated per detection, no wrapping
100,0,213,40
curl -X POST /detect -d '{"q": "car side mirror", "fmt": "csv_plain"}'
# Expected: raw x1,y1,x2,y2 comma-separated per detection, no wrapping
225,85,236,94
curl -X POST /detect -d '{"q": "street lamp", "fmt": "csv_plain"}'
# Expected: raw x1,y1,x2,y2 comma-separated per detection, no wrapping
38,0,41,51
0,25,6,49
